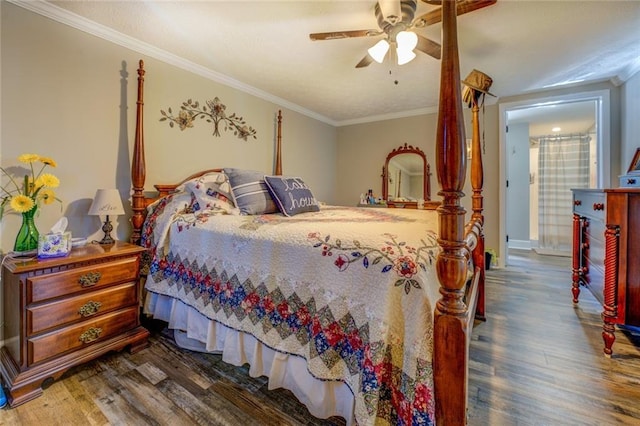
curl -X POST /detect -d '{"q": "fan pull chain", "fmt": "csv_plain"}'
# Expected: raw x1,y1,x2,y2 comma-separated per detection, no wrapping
389,69,399,85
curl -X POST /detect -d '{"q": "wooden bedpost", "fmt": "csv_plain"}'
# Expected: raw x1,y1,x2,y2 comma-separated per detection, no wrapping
275,110,283,175
433,1,470,424
130,60,146,245
470,95,486,321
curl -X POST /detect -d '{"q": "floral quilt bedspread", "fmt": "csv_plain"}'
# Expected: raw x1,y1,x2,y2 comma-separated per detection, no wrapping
142,194,441,425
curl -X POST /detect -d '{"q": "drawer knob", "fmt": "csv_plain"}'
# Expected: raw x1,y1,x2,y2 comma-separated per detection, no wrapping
627,178,637,185
593,203,605,211
79,272,102,287
78,300,102,317
574,199,582,206
79,327,102,344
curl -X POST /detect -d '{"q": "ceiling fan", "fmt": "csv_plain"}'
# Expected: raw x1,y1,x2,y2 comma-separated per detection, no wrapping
309,0,497,68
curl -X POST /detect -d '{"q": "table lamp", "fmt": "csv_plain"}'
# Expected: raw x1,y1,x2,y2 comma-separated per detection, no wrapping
88,189,125,245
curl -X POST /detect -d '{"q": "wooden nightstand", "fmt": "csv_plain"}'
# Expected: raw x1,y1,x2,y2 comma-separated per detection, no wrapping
0,241,149,407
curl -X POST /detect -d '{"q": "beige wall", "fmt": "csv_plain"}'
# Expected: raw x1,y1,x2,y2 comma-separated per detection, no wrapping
335,76,636,262
336,106,501,260
336,114,437,206
0,2,336,252
2,1,639,266
622,70,640,169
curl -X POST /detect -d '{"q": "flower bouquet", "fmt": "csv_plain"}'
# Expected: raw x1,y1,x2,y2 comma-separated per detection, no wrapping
1,153,61,252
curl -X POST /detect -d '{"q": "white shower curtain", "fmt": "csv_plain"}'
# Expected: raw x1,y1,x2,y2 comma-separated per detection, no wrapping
538,134,591,252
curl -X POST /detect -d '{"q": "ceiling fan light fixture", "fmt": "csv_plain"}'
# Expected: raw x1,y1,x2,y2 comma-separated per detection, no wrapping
368,39,390,63
396,31,418,51
396,48,417,65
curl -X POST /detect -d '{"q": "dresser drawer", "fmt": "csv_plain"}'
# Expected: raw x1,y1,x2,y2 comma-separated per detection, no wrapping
585,263,605,305
27,282,137,336
619,174,640,188
27,306,139,365
584,218,605,253
27,256,139,304
573,191,605,221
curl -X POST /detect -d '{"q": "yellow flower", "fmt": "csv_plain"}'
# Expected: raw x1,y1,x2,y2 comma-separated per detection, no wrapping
39,157,57,168
28,176,39,191
38,173,60,188
39,189,56,205
1,153,62,218
32,176,43,191
10,194,35,213
18,154,40,164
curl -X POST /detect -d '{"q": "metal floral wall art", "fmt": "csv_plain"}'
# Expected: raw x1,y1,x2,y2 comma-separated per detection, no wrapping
160,97,257,141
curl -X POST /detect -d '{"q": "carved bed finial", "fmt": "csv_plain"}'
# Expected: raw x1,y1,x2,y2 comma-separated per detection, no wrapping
130,60,146,245
433,1,471,423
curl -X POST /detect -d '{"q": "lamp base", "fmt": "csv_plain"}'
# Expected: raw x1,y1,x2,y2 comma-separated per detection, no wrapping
97,234,116,245
98,215,116,245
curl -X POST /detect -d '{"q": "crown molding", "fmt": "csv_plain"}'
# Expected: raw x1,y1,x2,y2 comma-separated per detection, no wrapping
337,105,439,127
611,60,640,87
8,0,441,127
8,0,338,126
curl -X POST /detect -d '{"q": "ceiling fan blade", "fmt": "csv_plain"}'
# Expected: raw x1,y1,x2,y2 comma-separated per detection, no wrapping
310,29,382,41
413,0,497,27
415,34,441,59
355,54,374,68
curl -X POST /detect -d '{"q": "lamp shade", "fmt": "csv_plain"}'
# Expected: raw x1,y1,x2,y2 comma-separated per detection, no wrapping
88,189,125,216
368,39,390,63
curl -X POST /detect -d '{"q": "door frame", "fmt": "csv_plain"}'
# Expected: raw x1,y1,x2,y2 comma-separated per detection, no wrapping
498,89,611,267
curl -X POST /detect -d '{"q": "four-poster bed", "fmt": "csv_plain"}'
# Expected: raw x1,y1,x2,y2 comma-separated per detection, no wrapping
130,1,486,424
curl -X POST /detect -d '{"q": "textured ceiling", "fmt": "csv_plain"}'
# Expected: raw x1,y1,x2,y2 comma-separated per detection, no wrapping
34,1,640,126
509,100,597,136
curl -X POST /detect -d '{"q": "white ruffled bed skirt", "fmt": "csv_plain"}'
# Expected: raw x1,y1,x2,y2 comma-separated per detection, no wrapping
144,292,355,425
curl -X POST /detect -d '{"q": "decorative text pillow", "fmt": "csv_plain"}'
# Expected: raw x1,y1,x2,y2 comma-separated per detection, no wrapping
264,175,320,217
223,168,278,215
183,172,237,213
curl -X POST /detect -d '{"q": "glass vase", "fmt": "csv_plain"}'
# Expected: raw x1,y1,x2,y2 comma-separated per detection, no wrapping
14,206,39,253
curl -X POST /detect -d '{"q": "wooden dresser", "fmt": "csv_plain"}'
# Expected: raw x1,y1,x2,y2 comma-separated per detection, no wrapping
571,188,640,356
0,241,149,407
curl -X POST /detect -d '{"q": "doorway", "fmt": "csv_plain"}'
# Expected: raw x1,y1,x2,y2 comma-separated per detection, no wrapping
498,90,611,266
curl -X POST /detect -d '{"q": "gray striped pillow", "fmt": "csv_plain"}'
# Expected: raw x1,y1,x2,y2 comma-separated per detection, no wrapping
223,168,278,215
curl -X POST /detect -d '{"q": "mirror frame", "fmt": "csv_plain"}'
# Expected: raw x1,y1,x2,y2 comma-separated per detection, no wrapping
382,143,431,202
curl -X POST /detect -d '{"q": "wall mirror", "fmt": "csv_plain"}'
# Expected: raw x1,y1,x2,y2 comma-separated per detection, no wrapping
627,147,640,173
382,143,431,206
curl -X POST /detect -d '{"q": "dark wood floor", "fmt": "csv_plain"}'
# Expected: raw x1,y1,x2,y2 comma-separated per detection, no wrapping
1,249,639,425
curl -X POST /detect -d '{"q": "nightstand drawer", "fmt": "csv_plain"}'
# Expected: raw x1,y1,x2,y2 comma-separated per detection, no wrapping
1,241,148,407
27,282,137,335
27,256,139,304
28,306,139,365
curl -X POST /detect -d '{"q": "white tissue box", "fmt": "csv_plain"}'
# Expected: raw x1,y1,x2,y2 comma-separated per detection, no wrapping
38,232,72,259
